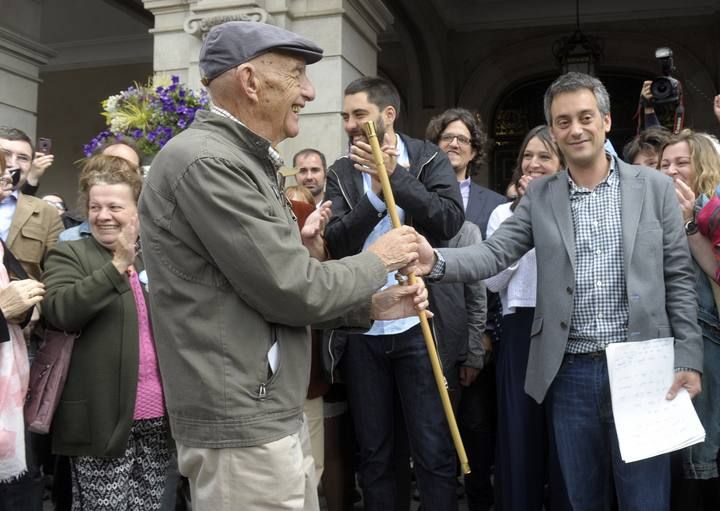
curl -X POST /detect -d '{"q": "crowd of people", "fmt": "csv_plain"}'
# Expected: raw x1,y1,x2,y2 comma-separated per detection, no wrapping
0,19,719,511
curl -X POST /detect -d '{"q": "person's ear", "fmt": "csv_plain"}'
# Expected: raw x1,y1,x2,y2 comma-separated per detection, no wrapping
383,105,397,128
236,64,260,103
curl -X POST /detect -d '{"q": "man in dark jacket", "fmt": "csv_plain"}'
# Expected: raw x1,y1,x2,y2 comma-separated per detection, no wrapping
324,76,464,511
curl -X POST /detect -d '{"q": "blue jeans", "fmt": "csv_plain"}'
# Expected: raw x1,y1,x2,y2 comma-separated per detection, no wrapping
681,335,720,479
547,352,670,511
344,325,457,511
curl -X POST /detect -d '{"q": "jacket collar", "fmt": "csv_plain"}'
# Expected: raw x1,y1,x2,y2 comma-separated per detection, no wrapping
547,157,645,274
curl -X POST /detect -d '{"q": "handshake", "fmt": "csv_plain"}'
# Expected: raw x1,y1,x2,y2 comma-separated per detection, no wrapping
366,225,436,277
366,226,438,321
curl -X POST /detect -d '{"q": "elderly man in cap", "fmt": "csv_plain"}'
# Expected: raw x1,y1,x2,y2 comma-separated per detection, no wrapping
138,21,425,511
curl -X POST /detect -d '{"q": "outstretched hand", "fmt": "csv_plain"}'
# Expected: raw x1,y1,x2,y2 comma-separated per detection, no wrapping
403,234,435,277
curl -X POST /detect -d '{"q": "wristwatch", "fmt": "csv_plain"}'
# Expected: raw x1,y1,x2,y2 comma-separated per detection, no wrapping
684,218,699,236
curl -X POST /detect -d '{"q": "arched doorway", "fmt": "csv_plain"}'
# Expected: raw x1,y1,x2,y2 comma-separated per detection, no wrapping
489,72,654,193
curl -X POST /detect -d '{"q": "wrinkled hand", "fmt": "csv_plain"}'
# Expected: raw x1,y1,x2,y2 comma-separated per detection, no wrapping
111,215,139,274
666,370,701,400
0,279,45,321
27,152,54,186
673,178,696,222
301,200,331,261
351,133,398,195
367,226,418,272
714,95,720,124
371,278,431,321
459,366,481,387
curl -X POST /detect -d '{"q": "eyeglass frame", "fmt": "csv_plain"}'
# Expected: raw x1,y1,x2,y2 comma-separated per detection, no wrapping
438,133,473,147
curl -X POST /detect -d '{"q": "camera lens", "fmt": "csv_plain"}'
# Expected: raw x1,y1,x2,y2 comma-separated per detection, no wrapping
650,76,680,104
652,78,671,99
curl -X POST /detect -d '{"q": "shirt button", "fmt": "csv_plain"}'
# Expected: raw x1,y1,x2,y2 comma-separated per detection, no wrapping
566,286,573,294
596,280,602,287
593,220,599,227
597,313,604,319
596,249,602,255
560,321,568,329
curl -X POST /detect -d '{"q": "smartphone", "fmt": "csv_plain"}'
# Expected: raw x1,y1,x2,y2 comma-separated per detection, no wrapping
37,137,52,154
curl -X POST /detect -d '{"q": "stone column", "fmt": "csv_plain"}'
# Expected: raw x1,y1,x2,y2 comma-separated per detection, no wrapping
0,26,56,137
141,0,392,165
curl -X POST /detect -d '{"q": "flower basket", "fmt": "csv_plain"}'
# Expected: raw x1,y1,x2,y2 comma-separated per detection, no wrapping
84,75,209,160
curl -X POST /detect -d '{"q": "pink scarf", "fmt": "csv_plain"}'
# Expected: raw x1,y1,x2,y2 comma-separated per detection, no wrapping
0,243,28,481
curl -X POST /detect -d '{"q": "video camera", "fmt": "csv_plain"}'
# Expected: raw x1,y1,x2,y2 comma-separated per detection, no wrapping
650,47,681,105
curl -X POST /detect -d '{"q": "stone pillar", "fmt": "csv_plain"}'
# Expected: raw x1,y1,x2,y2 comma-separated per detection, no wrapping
141,0,392,165
0,26,56,138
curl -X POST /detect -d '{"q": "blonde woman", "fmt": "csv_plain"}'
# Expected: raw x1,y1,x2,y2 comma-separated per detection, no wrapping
660,129,720,509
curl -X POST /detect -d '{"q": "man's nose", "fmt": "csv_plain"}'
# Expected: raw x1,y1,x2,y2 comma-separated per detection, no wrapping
569,121,583,136
301,76,316,102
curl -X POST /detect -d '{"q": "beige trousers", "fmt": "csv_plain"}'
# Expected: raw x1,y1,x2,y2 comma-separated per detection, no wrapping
177,420,318,511
303,397,325,484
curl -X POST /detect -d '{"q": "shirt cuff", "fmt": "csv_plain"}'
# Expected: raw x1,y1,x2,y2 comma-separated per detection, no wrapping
427,249,446,281
366,190,387,212
674,367,699,374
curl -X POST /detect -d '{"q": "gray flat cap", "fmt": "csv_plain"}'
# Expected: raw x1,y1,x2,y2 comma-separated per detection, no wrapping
199,21,323,85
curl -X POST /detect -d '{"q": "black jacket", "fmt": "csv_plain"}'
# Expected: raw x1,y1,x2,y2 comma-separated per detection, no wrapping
322,133,464,381
324,134,464,256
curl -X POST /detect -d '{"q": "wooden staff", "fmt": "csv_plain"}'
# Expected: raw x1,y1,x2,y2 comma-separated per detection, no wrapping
362,120,471,475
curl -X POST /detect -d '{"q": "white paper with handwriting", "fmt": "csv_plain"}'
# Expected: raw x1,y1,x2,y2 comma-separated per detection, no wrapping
606,337,705,463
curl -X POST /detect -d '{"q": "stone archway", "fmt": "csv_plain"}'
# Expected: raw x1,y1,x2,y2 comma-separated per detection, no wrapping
457,30,717,192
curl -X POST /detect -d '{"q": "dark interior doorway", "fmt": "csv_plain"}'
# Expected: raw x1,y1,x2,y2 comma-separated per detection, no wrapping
489,72,653,194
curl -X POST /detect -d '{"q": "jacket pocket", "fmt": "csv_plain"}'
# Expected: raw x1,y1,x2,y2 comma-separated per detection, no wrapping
257,326,282,400
13,224,45,264
55,400,91,445
530,316,543,338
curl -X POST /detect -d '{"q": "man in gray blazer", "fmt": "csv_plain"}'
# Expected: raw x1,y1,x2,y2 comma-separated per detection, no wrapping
415,72,703,510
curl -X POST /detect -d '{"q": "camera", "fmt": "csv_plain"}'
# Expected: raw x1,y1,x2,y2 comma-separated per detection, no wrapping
650,47,681,105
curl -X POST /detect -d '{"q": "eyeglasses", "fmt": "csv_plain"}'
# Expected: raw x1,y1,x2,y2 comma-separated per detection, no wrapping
439,133,472,146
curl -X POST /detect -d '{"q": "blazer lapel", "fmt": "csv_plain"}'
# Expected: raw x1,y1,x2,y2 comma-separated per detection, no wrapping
549,172,576,271
618,162,644,274
7,194,33,248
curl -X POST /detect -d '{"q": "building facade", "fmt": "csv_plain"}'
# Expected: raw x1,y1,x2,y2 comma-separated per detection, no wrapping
0,0,718,201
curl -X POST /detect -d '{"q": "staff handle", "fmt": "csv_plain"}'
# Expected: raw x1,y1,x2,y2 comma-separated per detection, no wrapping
362,121,470,474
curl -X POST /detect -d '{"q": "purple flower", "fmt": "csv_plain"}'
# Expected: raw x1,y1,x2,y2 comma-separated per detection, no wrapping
85,76,208,157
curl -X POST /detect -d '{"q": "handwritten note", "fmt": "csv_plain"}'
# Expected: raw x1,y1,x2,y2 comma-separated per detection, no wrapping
606,338,705,463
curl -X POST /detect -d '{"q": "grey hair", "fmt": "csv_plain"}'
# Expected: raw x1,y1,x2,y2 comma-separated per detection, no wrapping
543,72,611,124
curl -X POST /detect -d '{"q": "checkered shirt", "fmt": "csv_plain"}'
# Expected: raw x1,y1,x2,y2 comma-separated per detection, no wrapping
566,157,629,353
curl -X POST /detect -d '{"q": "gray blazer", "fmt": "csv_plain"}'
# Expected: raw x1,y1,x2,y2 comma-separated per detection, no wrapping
439,159,703,403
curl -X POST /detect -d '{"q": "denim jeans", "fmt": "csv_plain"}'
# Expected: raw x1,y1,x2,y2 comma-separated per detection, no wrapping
547,352,670,511
343,324,457,511
681,335,720,479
